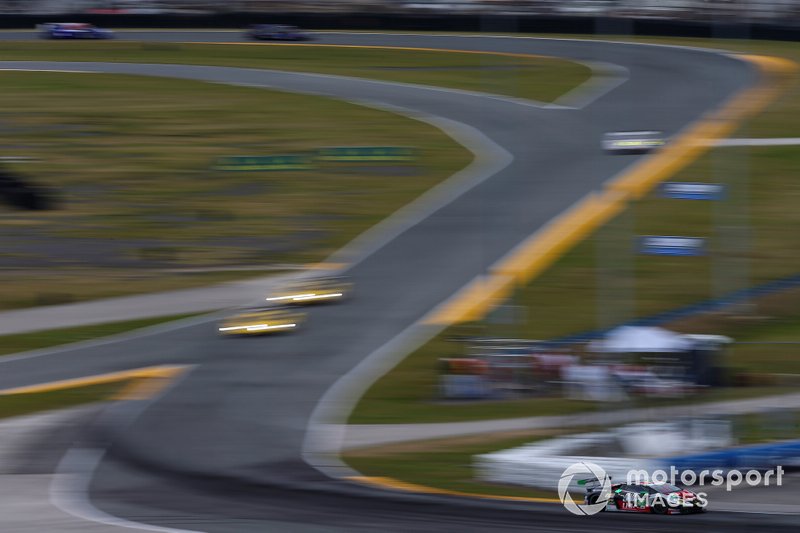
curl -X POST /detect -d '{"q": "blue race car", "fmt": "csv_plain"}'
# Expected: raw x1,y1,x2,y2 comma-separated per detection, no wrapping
245,25,312,41
38,23,114,40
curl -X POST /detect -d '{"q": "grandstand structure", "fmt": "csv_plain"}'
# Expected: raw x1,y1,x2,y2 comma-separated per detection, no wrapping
1,1,799,22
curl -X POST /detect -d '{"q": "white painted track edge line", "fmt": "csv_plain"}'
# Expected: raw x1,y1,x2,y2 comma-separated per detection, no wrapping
322,100,514,271
177,56,558,109
50,448,205,533
50,367,204,533
550,60,630,109
302,320,448,476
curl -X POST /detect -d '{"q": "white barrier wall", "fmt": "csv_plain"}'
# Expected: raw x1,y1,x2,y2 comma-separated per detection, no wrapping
474,431,657,490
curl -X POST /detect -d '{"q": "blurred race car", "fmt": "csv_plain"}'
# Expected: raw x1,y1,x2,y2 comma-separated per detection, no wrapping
584,479,705,514
603,131,665,154
218,305,305,336
245,24,312,41
266,276,352,305
38,23,114,40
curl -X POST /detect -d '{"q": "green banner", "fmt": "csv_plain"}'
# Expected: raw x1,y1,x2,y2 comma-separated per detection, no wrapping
316,146,418,163
214,155,313,171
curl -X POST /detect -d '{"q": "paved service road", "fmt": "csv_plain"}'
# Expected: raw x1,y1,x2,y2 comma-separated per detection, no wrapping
2,32,793,531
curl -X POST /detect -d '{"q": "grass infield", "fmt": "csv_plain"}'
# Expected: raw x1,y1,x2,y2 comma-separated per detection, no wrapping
0,44,586,310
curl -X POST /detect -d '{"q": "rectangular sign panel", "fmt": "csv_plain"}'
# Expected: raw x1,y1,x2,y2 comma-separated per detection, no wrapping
638,236,706,256
214,155,312,171
317,146,418,163
660,182,725,200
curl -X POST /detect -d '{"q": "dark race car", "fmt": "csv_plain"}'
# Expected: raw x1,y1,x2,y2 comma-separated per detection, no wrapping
584,479,706,515
38,23,114,40
245,24,312,42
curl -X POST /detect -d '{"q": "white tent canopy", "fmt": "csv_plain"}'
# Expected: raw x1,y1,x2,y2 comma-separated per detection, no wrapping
591,326,694,353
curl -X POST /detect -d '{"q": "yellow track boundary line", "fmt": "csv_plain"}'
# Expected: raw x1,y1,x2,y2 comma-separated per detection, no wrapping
424,53,797,326
0,365,187,399
347,475,561,504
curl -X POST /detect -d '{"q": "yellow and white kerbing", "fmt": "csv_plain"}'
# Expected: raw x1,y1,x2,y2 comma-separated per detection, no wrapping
266,276,352,305
218,306,305,336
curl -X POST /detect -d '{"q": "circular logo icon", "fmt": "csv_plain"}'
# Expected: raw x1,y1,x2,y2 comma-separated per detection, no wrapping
558,461,612,516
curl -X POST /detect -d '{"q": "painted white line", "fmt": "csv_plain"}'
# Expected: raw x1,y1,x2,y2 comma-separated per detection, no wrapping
302,319,448,476
50,367,203,532
323,99,514,270
549,60,629,109
50,448,205,533
199,60,560,109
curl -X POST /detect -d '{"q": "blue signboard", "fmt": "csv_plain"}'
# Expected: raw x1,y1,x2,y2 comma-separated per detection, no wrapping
317,146,418,163
639,236,706,256
214,155,312,171
660,182,725,200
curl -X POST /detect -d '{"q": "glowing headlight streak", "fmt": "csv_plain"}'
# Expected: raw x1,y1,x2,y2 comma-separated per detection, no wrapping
266,293,316,301
291,293,343,301
218,323,296,332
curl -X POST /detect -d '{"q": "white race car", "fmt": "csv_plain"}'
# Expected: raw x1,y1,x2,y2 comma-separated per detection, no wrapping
603,131,665,154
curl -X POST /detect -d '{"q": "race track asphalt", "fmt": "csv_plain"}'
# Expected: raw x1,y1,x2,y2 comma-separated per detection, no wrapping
2,31,793,531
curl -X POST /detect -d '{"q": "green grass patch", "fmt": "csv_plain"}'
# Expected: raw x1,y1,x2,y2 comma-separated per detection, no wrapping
0,381,127,419
0,312,202,357
0,71,471,309
0,41,590,104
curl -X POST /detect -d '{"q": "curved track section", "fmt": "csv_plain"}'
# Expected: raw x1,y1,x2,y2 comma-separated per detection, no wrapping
1,33,787,531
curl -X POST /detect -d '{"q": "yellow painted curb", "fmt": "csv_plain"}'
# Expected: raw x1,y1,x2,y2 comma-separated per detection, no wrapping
0,365,186,397
307,262,348,271
347,475,561,504
424,53,797,327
